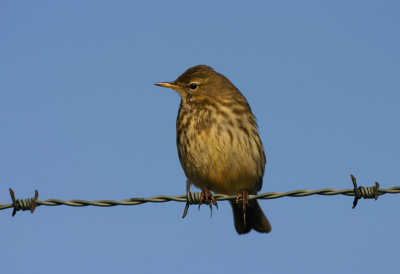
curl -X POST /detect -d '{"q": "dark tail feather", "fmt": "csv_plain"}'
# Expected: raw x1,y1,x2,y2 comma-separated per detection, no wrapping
230,199,271,234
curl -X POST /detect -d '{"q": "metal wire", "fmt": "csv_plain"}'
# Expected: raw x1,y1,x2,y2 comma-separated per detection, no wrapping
1,186,400,212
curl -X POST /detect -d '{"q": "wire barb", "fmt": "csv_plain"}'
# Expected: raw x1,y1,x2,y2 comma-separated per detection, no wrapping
351,174,380,209
181,181,219,218
182,180,202,218
9,188,39,216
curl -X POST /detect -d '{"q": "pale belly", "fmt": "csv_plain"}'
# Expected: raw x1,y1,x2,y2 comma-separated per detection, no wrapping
177,125,265,195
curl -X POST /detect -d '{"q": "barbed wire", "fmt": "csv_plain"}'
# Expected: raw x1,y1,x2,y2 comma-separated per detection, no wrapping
1,174,399,217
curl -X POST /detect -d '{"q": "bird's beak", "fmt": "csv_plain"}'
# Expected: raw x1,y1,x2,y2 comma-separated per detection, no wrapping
154,82,179,90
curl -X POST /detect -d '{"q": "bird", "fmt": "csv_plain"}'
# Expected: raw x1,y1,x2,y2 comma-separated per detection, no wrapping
155,65,271,234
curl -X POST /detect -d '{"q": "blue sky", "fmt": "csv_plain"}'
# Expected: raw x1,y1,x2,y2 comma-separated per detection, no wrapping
1,1,399,273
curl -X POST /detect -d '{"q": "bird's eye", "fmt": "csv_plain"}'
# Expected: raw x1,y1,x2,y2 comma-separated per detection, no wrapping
189,83,198,90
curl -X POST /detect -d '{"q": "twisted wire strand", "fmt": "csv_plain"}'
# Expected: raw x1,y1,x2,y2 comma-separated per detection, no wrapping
1,186,399,212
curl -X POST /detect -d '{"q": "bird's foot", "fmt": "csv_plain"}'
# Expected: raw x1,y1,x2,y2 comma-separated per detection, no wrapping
236,190,249,225
199,186,218,216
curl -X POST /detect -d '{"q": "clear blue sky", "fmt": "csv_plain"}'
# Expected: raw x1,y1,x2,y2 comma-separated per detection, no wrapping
1,1,399,273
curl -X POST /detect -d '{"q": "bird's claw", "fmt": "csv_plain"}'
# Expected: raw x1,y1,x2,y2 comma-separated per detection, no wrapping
236,190,249,225
199,187,218,217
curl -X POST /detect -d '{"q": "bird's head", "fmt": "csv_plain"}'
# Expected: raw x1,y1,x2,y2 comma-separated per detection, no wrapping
155,65,238,100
